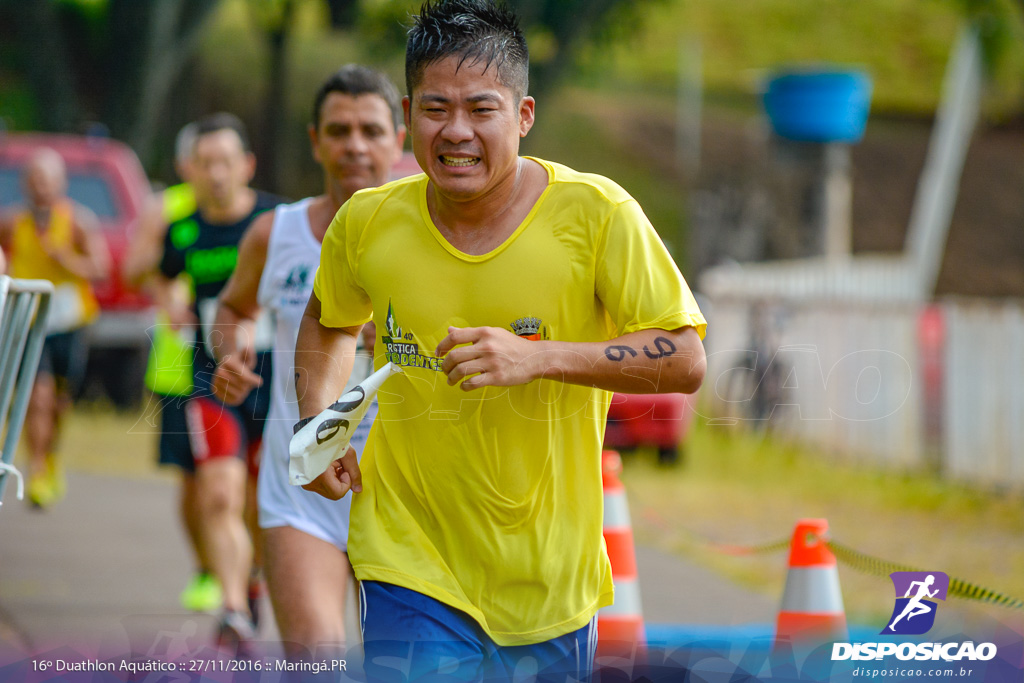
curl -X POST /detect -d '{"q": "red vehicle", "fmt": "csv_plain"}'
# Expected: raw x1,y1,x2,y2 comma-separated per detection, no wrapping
391,151,423,180
0,132,153,406
604,392,697,464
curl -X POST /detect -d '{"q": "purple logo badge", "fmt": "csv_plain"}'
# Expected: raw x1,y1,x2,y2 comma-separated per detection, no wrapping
882,571,949,635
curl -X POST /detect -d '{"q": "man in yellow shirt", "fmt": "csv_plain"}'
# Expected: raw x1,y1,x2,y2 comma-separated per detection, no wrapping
0,148,110,508
296,1,707,679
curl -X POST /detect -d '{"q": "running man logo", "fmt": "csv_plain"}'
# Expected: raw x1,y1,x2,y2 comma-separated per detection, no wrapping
882,571,949,635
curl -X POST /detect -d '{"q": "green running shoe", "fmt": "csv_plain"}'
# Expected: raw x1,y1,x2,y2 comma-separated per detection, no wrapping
180,572,223,612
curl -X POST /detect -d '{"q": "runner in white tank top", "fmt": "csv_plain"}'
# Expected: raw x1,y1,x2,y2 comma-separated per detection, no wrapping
205,65,407,654
255,197,375,549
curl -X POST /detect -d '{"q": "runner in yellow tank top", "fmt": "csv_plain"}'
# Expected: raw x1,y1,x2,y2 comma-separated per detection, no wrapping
7,199,100,327
294,2,707,679
0,148,110,509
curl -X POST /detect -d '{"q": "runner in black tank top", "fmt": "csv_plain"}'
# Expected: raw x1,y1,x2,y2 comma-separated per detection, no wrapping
150,113,284,652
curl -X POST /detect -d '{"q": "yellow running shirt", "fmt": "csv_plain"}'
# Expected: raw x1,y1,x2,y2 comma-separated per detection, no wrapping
8,200,99,332
313,157,706,646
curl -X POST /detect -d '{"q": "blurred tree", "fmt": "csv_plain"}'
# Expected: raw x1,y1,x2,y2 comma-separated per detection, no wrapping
325,0,360,28
1,0,221,165
358,0,660,96
247,0,298,191
514,0,657,95
0,0,659,178
953,0,1024,72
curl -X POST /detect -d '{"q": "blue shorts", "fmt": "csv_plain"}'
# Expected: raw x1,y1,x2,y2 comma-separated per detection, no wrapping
359,581,597,683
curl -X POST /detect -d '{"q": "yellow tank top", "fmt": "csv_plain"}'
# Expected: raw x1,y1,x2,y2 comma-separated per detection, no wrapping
9,200,100,332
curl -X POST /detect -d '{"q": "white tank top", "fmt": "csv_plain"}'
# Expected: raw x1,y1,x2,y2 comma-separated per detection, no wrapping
255,198,374,550
257,197,372,432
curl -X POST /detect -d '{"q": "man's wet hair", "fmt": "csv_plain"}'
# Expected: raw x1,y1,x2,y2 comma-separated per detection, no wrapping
406,0,529,101
313,64,403,132
192,112,251,154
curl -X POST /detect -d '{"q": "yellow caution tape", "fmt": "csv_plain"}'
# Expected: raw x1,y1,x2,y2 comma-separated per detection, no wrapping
827,540,1024,610
644,509,1024,610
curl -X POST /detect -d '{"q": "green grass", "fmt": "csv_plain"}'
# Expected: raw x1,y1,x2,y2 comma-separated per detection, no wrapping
43,399,175,481
621,418,1024,625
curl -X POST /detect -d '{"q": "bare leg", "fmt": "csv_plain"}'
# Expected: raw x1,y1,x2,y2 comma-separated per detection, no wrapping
26,375,57,479
195,457,251,615
180,472,208,570
244,463,264,625
263,526,353,657
245,463,262,571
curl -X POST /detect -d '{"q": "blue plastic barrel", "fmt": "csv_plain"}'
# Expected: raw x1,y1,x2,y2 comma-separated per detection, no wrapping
762,70,872,143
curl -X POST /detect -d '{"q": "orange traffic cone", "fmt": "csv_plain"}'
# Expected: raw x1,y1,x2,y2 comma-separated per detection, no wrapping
775,518,847,646
597,450,645,657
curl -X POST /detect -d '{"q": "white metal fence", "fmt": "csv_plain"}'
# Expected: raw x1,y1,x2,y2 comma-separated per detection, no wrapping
700,295,1024,489
0,276,53,508
943,300,1024,488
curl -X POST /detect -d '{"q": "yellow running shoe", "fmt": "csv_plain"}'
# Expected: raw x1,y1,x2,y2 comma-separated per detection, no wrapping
27,472,55,509
46,454,66,502
180,572,223,612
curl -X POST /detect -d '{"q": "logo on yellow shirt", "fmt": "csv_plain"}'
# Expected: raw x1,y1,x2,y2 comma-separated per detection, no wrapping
382,299,443,372
509,316,548,341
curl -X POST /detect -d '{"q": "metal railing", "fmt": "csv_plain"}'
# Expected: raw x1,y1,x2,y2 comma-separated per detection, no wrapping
0,276,53,507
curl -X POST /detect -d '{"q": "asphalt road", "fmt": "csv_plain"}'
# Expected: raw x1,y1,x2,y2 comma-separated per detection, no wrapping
0,471,777,661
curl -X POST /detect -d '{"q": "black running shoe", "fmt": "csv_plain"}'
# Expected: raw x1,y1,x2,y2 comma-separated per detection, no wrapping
247,576,266,630
215,610,258,658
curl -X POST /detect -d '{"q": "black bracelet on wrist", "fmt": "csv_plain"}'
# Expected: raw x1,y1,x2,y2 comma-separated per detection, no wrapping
293,416,315,435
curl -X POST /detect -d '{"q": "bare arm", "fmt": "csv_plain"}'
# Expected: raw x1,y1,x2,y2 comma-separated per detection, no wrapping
436,325,706,395
209,211,272,405
123,194,170,287
0,210,13,252
0,213,8,275
150,272,197,329
294,291,365,500
53,205,110,281
294,290,362,419
127,194,197,330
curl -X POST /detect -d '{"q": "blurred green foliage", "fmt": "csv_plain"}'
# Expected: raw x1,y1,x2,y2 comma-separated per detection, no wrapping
353,0,668,95
954,0,1024,71
0,0,222,162
2,0,1022,197
576,0,1024,119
